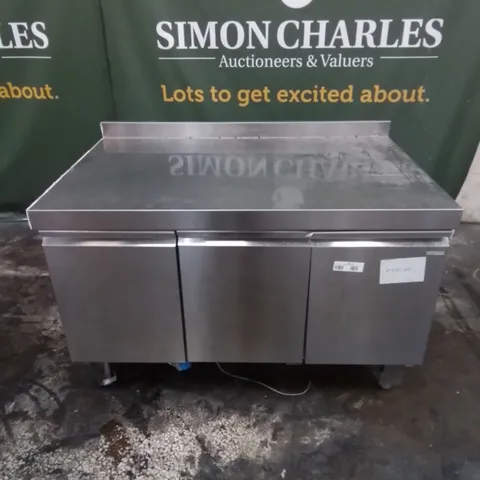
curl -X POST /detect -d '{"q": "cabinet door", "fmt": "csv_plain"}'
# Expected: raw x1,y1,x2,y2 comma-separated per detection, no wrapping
178,234,311,362
306,238,449,365
44,235,185,363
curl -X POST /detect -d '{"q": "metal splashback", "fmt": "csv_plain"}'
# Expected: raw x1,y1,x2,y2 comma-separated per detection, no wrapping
27,121,461,232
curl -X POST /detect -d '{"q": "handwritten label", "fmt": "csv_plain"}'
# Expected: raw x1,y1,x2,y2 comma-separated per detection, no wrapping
333,261,365,273
380,257,426,284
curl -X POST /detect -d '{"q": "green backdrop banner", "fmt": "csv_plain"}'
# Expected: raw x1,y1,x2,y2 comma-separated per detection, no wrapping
0,0,113,209
101,0,480,197
1,0,479,208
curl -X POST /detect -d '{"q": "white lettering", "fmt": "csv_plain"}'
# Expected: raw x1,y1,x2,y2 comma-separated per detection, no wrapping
156,18,446,52
10,22,33,48
219,54,228,67
190,22,218,49
353,20,377,48
177,22,187,49
378,19,399,48
320,53,332,66
423,18,443,48
156,22,175,49
400,19,423,48
246,21,270,49
328,20,352,48
278,20,300,49
31,22,48,49
0,22,13,48
220,21,245,50
301,20,328,48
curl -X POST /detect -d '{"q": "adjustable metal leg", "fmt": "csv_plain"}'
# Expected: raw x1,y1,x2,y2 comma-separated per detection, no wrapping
100,362,117,386
373,365,406,390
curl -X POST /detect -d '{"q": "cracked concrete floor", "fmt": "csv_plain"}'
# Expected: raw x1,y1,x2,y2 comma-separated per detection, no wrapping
2,221,480,479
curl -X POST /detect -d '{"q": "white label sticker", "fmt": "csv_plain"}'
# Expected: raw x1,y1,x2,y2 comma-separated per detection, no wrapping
380,257,426,284
333,261,365,273
427,250,445,256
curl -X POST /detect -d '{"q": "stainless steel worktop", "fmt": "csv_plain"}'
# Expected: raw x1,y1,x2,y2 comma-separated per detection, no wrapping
27,121,463,377
27,121,461,232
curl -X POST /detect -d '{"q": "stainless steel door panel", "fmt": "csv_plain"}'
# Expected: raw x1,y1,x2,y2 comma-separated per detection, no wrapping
178,236,311,362
44,236,185,362
306,239,449,365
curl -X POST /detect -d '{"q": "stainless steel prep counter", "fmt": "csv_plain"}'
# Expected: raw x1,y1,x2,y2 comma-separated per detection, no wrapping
27,121,462,381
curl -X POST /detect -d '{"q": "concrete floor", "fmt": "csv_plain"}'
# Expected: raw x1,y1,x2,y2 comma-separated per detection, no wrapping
2,222,480,479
